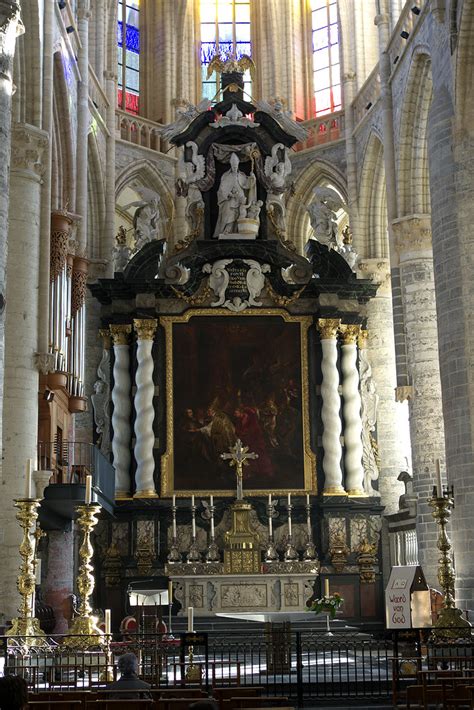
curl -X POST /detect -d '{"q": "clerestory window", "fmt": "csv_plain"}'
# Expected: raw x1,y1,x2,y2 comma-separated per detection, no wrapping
117,0,140,115
200,0,252,101
311,0,341,116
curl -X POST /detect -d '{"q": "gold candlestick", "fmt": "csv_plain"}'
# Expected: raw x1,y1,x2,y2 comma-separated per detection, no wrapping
64,503,105,649
428,488,471,638
185,645,202,682
6,499,46,647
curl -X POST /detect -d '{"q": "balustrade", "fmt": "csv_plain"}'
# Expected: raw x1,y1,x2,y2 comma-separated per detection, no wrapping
116,109,164,152
293,111,344,151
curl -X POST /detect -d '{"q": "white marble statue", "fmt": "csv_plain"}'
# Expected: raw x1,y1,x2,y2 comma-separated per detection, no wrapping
123,186,164,249
160,98,212,142
307,186,344,248
178,141,205,236
112,226,132,272
337,224,359,270
359,346,380,496
264,143,292,233
91,349,111,456
213,153,258,238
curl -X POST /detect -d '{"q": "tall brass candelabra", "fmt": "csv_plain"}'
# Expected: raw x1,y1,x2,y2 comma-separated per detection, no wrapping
6,498,46,647
64,503,105,649
428,488,471,638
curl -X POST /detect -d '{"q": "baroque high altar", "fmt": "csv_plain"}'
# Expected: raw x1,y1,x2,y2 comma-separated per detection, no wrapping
90,57,384,624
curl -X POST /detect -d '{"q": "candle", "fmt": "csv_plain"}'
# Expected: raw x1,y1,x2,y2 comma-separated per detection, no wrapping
25,459,33,499
85,475,92,505
105,609,111,636
435,460,442,497
306,493,310,507
168,580,173,603
268,494,272,505
172,494,176,507
172,512,177,539
191,495,195,507
288,492,291,506
192,497,196,538
187,606,194,632
210,497,215,538
324,578,330,597
210,495,213,507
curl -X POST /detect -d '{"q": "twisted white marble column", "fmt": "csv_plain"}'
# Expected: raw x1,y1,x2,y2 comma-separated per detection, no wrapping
317,319,344,494
133,319,158,497
341,325,365,495
110,325,132,497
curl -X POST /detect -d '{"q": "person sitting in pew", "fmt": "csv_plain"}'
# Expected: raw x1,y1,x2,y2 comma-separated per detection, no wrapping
106,652,152,699
0,675,28,710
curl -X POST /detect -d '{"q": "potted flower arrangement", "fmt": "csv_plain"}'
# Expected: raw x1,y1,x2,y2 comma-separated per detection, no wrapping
307,592,344,619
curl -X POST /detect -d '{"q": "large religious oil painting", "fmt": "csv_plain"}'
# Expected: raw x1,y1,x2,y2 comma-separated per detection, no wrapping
161,309,316,496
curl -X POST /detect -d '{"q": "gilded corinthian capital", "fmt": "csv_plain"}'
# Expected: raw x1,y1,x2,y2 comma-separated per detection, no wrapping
109,324,132,345
340,324,360,345
358,329,368,349
317,318,340,340
133,318,158,341
98,328,112,350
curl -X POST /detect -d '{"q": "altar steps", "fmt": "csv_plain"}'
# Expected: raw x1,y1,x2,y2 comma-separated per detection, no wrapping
169,615,373,635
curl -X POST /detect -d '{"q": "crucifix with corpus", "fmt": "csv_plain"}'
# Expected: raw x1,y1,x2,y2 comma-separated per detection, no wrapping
221,439,258,500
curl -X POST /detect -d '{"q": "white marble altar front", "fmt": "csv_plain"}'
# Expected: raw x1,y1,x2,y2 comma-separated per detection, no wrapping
171,572,317,616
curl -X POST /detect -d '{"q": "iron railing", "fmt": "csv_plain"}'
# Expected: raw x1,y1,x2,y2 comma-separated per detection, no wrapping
3,629,474,705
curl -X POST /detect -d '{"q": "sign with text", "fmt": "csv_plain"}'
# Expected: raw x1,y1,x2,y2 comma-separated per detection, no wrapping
385,565,431,629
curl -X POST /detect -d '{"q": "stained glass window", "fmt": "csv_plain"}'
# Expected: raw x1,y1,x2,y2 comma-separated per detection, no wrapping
311,0,341,116
200,0,252,101
117,0,140,115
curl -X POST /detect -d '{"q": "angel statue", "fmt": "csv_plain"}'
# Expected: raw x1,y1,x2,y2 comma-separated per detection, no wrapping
122,187,163,250
264,143,292,234
256,97,308,143
160,98,212,142
177,141,206,236
306,186,345,249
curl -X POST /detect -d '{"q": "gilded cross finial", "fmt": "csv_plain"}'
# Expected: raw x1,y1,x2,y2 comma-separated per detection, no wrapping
221,439,258,500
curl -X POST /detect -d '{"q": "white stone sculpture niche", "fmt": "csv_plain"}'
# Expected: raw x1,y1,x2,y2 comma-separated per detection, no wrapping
213,153,262,240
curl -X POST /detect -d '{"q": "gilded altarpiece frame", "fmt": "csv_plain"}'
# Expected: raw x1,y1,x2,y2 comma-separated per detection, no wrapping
160,309,316,497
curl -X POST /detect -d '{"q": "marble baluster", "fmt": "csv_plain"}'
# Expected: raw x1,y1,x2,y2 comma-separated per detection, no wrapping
133,319,158,498
341,325,365,495
110,325,132,497
317,319,345,494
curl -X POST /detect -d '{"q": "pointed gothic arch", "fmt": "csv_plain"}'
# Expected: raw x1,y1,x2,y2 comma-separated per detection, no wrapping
397,48,433,217
287,159,347,253
358,132,387,259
